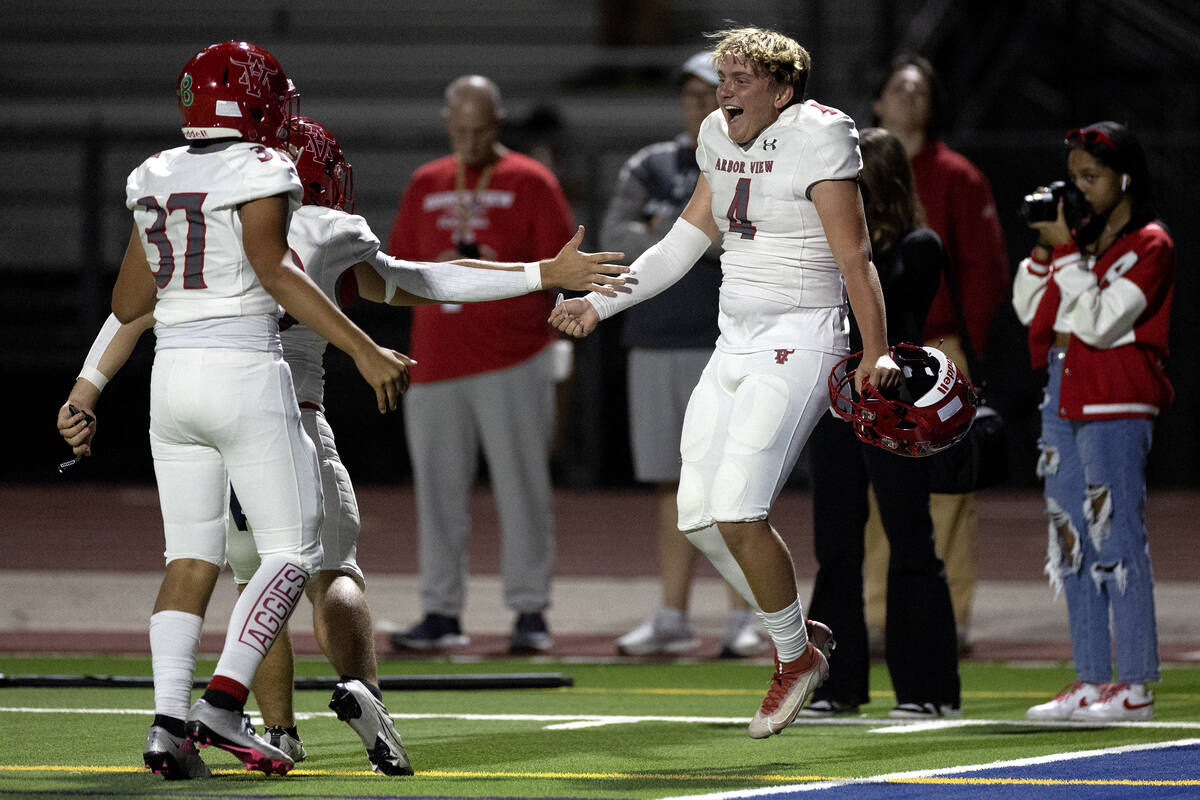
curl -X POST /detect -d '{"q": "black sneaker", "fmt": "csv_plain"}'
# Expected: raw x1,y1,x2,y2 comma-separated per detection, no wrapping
509,612,553,654
390,613,468,650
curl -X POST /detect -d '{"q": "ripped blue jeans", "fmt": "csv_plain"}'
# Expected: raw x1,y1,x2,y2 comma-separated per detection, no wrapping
1038,348,1159,684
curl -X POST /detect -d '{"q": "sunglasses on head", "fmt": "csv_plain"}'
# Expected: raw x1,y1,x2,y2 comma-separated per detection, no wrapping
1065,127,1116,151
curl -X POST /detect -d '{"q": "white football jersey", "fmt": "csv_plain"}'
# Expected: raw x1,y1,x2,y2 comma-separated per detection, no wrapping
697,100,861,353
282,205,381,408
125,141,302,327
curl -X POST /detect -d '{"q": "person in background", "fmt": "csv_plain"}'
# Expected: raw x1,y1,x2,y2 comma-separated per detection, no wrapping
867,54,1010,652
1013,121,1171,721
388,75,574,655
804,128,961,719
551,26,897,738
602,51,767,659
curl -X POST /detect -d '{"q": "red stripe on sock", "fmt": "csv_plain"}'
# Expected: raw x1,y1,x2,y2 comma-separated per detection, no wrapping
208,675,249,704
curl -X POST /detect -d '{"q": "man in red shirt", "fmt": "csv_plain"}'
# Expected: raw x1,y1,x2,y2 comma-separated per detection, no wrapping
868,55,1009,651
387,75,573,653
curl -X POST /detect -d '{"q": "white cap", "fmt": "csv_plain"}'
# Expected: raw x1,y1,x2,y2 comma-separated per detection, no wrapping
680,51,718,87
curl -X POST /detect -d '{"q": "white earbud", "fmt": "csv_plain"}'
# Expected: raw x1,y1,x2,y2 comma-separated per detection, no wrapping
1121,174,1130,192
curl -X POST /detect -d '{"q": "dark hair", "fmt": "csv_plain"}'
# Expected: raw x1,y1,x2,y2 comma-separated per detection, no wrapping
1065,120,1157,233
858,127,925,255
871,53,946,139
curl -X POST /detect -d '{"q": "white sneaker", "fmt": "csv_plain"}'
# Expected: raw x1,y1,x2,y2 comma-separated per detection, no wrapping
747,644,829,739
615,609,700,656
1071,682,1154,721
1027,681,1102,720
265,725,307,763
329,679,414,775
719,609,770,658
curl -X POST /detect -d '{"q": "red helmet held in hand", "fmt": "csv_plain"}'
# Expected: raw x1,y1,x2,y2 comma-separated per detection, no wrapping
284,116,354,211
829,343,978,457
177,41,298,148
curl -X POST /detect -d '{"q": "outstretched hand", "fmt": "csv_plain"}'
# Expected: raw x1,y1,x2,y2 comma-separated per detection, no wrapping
548,295,600,339
541,226,628,296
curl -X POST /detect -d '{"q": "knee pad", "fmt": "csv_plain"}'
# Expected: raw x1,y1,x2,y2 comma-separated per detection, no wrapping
676,464,711,531
709,461,752,521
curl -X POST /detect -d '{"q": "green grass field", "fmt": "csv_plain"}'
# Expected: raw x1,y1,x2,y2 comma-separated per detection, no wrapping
2,655,1199,798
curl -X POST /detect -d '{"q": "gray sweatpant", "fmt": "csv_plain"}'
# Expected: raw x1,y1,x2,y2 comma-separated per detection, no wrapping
403,345,556,617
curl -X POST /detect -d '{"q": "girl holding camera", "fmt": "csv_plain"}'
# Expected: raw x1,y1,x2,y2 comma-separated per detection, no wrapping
1012,121,1174,721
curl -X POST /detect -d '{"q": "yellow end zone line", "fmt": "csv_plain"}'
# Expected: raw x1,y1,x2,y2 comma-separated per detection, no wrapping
5,766,1200,788
0,764,828,782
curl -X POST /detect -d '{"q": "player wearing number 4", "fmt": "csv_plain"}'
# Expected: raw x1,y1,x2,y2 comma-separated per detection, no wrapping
57,108,625,777
550,26,900,738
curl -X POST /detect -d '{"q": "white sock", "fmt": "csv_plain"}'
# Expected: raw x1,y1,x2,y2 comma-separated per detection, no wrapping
213,554,308,688
684,525,760,611
759,598,809,663
655,606,688,627
150,610,202,719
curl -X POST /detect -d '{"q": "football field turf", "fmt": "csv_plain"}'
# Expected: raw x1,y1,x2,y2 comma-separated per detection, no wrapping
2,655,1199,798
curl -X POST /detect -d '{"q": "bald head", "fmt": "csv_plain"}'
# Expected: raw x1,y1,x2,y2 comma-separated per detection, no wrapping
443,75,507,167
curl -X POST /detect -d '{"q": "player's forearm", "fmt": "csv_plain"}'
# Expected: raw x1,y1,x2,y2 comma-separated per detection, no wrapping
77,312,154,392
845,263,890,359
370,252,536,305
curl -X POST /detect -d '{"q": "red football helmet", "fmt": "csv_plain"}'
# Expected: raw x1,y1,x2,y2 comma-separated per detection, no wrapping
284,116,354,211
176,41,298,147
828,342,978,457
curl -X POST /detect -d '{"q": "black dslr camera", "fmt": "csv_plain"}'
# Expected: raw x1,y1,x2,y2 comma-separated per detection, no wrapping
1019,181,1067,223
1018,180,1089,230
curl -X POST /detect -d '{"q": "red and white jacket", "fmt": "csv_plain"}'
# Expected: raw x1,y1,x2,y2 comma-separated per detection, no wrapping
1011,222,1174,421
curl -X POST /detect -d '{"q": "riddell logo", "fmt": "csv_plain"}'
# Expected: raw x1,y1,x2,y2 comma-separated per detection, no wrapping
775,349,795,364
237,564,306,654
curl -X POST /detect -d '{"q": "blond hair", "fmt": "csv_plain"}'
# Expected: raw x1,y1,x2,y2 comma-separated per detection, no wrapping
706,26,810,102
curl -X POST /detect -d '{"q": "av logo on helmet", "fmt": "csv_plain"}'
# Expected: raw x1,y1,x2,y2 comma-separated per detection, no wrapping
229,51,279,98
303,125,334,165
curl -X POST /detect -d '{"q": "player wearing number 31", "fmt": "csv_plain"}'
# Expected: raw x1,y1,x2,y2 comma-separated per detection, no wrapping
550,26,900,738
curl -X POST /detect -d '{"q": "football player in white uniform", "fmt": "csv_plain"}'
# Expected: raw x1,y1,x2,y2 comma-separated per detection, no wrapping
102,40,411,779
58,114,624,777
550,26,900,738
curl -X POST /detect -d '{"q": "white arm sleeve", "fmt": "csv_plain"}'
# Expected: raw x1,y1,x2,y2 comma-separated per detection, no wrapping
586,217,712,320
1054,261,1147,349
373,251,535,303
1011,257,1053,326
77,313,124,391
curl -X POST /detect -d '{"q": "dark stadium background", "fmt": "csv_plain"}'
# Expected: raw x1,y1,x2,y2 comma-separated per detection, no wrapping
4,0,1196,489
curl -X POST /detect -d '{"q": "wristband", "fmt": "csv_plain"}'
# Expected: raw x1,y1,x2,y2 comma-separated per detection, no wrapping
1025,258,1051,278
77,366,109,392
523,261,543,292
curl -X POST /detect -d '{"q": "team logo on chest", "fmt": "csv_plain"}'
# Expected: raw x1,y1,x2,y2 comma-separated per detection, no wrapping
774,349,796,364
